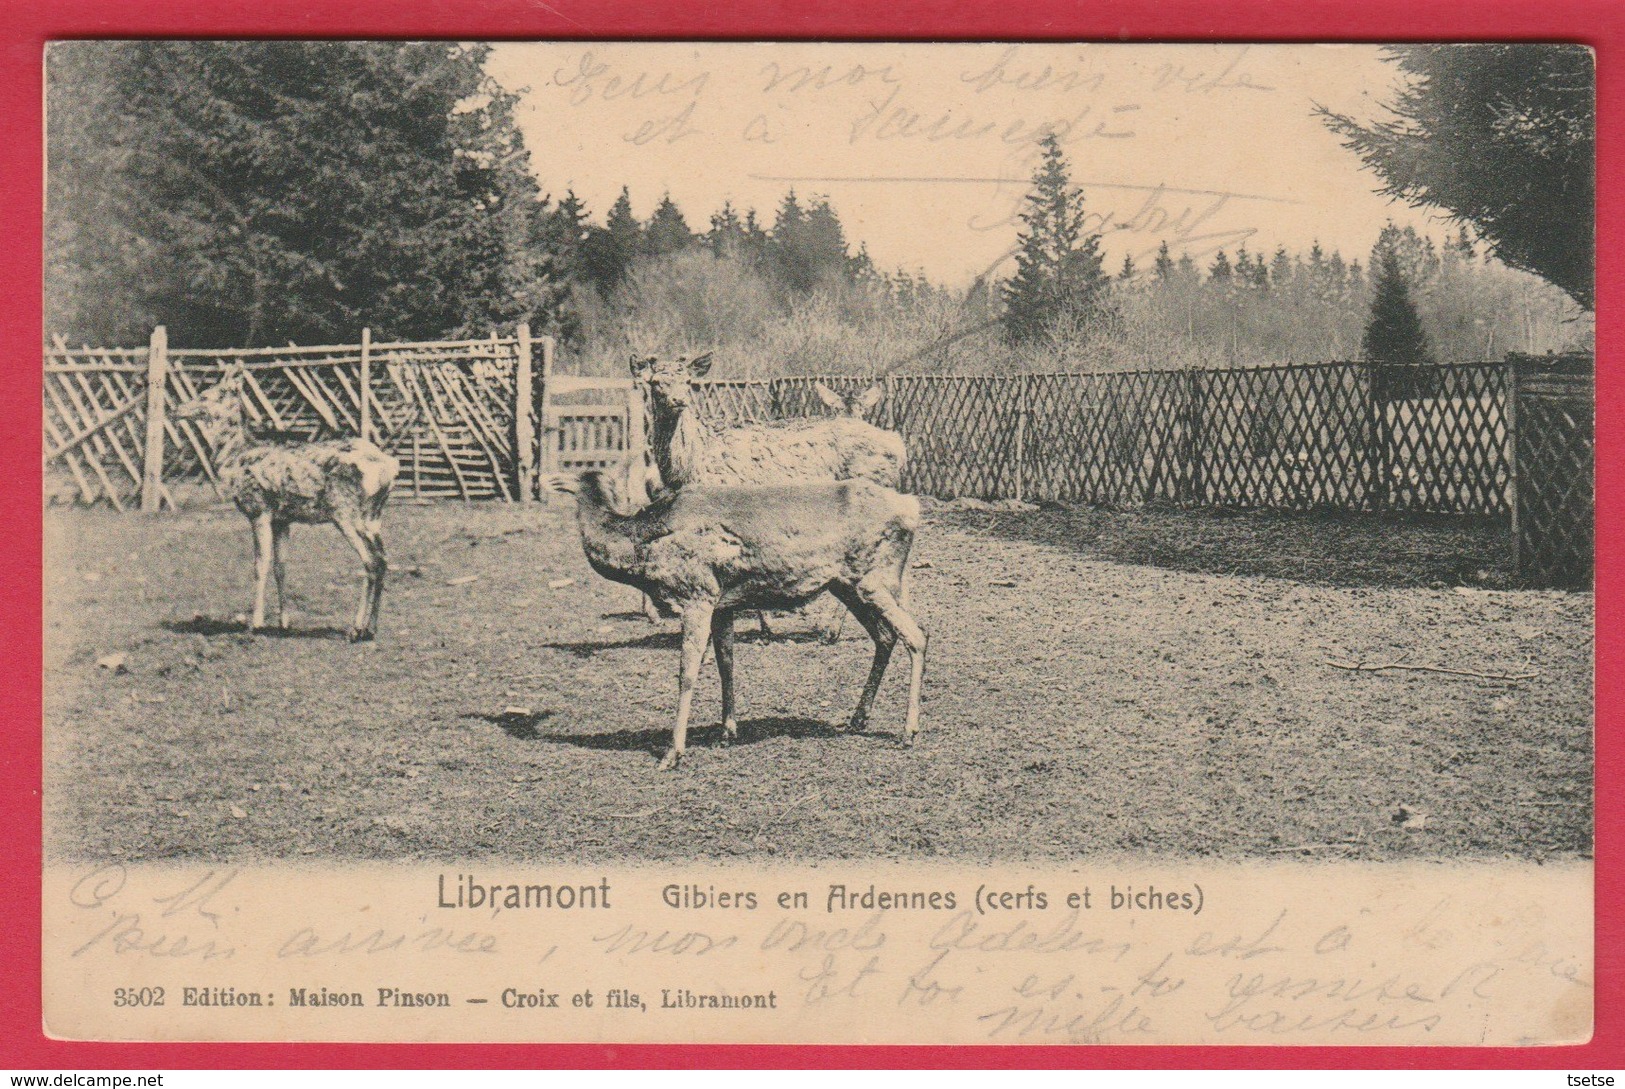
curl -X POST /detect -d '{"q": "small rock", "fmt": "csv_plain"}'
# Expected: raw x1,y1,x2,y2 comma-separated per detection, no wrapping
404,768,420,779
96,653,128,674
229,804,247,819
548,578,575,590
504,706,532,717
445,575,479,586
990,579,1018,588
911,560,934,570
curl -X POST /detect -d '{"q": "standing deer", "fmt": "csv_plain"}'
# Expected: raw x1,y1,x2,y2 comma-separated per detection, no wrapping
545,470,927,770
631,352,906,638
173,364,400,641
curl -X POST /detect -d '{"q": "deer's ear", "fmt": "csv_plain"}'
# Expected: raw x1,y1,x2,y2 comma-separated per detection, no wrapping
629,354,656,377
854,383,886,413
813,383,845,411
686,352,714,378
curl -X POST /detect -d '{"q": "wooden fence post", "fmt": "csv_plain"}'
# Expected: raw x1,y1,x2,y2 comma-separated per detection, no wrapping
141,325,168,513
1368,362,1389,510
1506,359,1521,575
359,326,373,444
627,368,647,461
1184,368,1204,507
538,335,557,472
1013,375,1030,503
515,323,535,501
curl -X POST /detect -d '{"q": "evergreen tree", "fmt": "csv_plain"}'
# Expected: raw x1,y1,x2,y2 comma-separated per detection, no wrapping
1319,44,1594,310
706,201,744,256
644,191,694,257
1362,247,1434,364
1176,252,1198,282
1153,240,1175,281
1248,252,1271,289
1000,133,1109,343
46,40,553,346
1269,246,1293,288
1119,254,1136,281
1208,250,1233,283
581,186,641,296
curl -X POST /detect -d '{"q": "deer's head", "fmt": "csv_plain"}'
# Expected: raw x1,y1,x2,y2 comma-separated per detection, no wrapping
814,381,886,420
172,364,247,439
630,351,713,418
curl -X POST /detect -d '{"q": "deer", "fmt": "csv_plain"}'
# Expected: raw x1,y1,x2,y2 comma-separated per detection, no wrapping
631,352,907,639
544,470,927,771
172,363,400,641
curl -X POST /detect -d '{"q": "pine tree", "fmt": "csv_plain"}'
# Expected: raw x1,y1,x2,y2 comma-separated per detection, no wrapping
1362,247,1434,364
46,41,554,346
1000,133,1109,343
644,191,694,257
1153,240,1175,281
580,187,643,297
1269,245,1293,288
1208,250,1233,283
706,201,744,256
1248,252,1271,289
1119,254,1136,281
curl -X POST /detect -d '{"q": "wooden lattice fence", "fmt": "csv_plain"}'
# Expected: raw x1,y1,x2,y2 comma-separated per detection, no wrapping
45,326,540,508
1512,366,1594,588
44,340,1592,588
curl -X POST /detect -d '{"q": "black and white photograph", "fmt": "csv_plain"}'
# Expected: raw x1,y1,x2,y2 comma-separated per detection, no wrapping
41,41,1595,1046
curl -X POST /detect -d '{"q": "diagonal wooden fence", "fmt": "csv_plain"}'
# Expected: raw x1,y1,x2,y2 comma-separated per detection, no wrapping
45,326,542,509
44,338,1592,586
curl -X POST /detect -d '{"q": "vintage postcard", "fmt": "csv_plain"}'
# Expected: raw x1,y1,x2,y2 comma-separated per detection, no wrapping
40,41,1594,1047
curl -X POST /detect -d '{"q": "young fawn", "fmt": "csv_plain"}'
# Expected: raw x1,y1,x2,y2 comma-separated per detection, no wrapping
547,470,927,770
173,364,400,641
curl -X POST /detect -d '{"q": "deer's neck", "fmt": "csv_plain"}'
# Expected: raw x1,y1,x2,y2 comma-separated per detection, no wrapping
650,405,711,488
572,488,646,581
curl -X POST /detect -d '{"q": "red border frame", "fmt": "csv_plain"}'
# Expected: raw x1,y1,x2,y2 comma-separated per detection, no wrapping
5,0,1619,1070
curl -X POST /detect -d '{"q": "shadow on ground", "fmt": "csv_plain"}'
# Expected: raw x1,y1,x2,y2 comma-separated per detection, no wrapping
161,615,351,640
933,504,1514,589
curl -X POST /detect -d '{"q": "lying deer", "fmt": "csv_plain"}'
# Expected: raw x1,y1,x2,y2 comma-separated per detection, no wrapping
173,364,400,641
632,352,906,638
545,470,927,770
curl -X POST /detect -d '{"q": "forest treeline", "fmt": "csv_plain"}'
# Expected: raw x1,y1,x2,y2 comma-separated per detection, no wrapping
46,41,1589,375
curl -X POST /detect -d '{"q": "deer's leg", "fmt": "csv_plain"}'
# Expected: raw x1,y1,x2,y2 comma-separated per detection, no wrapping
870,589,928,745
250,513,274,632
663,599,714,771
333,516,381,642
710,608,738,744
270,519,290,629
362,520,387,638
826,583,894,735
821,596,848,644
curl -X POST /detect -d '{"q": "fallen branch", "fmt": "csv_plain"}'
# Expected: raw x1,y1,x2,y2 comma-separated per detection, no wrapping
1323,658,1539,682
1267,842,1361,853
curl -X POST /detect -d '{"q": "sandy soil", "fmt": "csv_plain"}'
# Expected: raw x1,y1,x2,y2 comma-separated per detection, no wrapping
43,500,1592,863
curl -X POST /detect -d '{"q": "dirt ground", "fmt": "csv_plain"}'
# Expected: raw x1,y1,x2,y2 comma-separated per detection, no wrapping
44,498,1592,864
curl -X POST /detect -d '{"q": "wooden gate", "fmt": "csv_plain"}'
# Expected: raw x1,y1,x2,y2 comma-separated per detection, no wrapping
540,375,642,472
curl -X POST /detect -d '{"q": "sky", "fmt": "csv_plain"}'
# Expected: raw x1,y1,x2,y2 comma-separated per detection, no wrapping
485,42,1450,286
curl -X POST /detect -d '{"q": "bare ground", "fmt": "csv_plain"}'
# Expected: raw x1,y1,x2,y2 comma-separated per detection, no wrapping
44,499,1592,864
